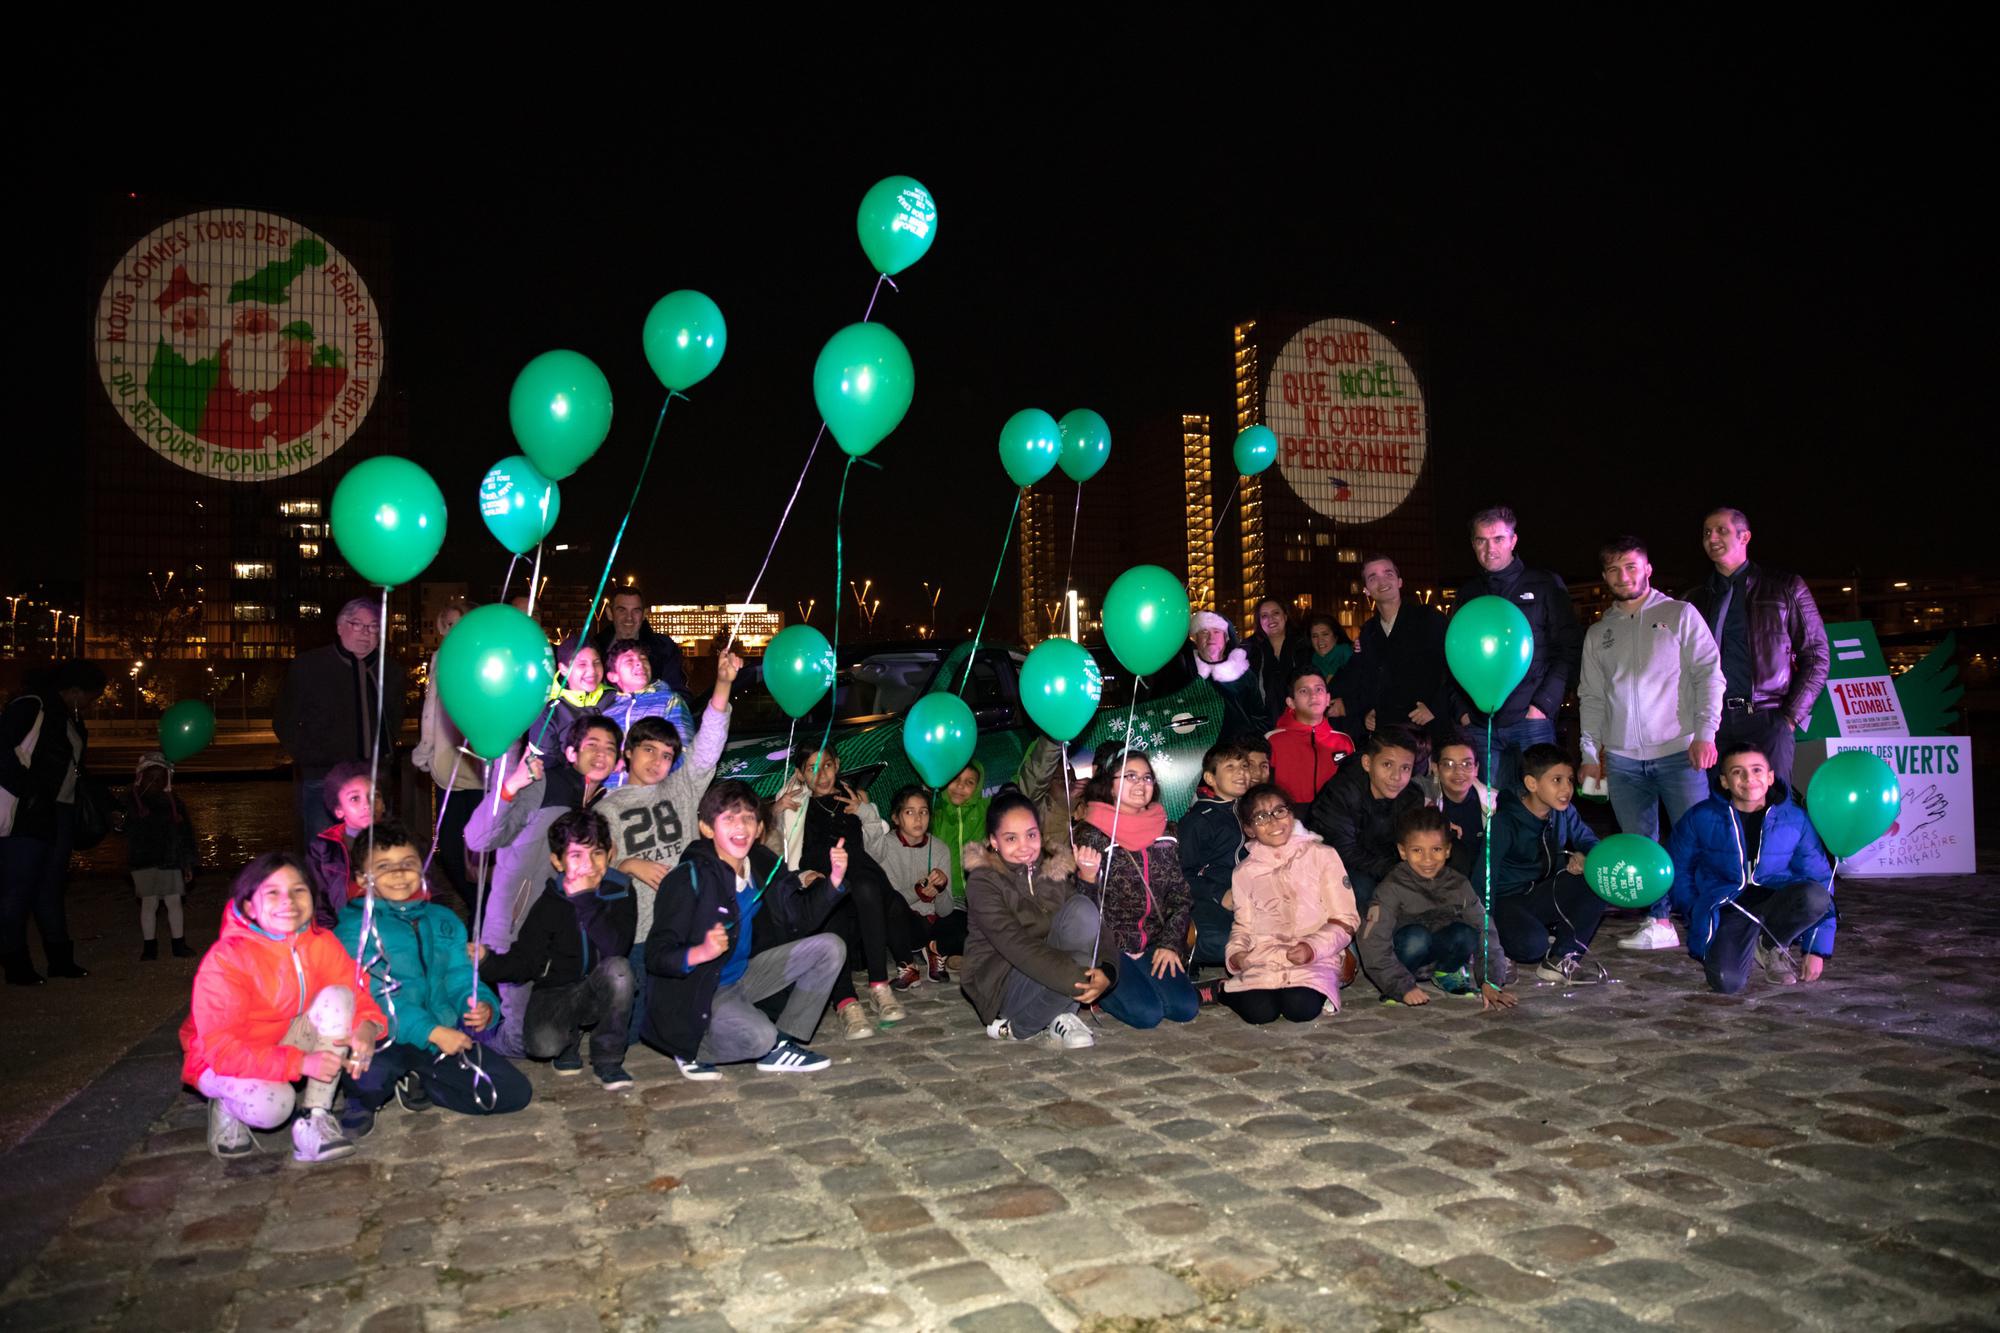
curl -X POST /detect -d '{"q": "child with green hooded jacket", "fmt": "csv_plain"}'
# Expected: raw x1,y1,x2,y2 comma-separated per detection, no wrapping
929,760,991,907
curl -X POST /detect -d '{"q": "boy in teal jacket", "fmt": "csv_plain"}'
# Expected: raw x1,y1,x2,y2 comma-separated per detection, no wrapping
335,820,533,1134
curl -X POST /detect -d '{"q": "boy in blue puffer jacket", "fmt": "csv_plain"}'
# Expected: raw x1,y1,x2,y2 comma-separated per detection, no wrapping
1667,743,1834,993
335,821,533,1137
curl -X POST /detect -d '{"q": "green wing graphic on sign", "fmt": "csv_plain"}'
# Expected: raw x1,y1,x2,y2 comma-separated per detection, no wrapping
1801,622,1961,740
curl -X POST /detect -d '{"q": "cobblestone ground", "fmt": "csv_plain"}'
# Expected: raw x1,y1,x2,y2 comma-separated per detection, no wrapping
5,876,1998,1332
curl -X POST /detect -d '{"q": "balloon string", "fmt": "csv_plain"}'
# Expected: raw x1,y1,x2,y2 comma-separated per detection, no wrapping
525,540,545,618
810,456,857,787
357,584,391,1015
727,274,899,654
958,489,1022,695
498,553,521,604
1086,683,1143,981
1482,715,1494,989
727,424,825,654
762,716,802,892
1058,481,1083,639
423,744,468,878
1212,477,1242,542
469,758,493,1005
532,391,683,754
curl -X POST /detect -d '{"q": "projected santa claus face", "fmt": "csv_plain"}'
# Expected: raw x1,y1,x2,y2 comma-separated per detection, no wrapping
224,308,289,394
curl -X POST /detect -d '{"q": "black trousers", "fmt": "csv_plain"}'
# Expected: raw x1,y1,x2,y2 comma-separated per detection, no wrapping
1220,985,1325,1025
1493,872,1607,965
347,1039,533,1114
1706,881,1834,995
1716,706,1798,786
523,958,634,1069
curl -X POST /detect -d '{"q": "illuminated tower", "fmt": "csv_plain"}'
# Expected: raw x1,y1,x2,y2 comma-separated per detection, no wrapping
1017,487,1055,647
1182,414,1214,612
1234,320,1265,624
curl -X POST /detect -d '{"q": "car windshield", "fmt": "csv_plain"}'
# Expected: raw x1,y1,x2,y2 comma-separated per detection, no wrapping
732,648,948,732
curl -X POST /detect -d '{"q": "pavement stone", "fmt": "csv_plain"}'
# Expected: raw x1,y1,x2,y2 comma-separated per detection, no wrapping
3,875,1997,1330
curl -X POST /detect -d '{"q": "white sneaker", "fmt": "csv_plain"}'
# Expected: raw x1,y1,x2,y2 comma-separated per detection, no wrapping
290,1109,358,1163
984,1017,1014,1041
208,1100,254,1160
1619,918,1681,951
1044,1013,1095,1049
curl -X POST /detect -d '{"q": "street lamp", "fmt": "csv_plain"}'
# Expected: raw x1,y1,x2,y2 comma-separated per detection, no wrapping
923,581,943,638
129,660,144,719
796,598,815,625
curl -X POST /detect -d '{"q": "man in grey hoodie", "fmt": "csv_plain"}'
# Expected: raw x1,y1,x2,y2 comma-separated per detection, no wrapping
1577,537,1724,953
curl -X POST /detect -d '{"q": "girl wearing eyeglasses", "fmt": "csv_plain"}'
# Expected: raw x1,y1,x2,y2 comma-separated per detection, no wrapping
1219,784,1360,1023
1072,741,1198,1029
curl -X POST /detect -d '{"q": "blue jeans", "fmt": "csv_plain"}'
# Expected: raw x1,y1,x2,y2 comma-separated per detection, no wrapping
1605,749,1709,919
1481,717,1555,803
1393,922,1478,975
1098,950,1200,1030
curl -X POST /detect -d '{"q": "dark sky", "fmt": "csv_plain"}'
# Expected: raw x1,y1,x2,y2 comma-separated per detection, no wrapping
37,69,1987,629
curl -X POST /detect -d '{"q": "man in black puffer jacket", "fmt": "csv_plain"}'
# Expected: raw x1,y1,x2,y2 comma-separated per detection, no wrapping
1449,506,1583,797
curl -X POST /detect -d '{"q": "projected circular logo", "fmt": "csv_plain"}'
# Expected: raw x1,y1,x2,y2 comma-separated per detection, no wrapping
95,209,382,481
1265,317,1426,524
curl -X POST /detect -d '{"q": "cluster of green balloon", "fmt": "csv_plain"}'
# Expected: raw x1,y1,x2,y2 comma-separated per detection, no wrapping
1807,749,1901,858
1019,638,1102,742
158,700,216,764
814,324,915,457
763,624,836,719
1445,596,1534,713
904,693,977,788
479,455,562,557
1584,834,1675,908
857,176,938,277
510,350,614,480
1103,565,1191,676
998,409,1062,487
642,290,727,392
435,605,558,760
1058,409,1111,482
331,456,449,588
1233,424,1278,476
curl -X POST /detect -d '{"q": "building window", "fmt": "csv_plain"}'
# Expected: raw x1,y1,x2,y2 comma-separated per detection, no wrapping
299,543,320,558
233,603,273,622
299,603,323,619
232,562,275,579
277,500,322,517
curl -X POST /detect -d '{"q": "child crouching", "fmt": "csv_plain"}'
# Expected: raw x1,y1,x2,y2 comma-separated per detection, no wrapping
1220,784,1359,1024
1358,807,1516,1010
961,793,1112,1050
181,852,388,1163
335,821,532,1135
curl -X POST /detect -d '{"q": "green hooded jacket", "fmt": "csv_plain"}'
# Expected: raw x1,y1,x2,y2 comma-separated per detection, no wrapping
929,758,990,904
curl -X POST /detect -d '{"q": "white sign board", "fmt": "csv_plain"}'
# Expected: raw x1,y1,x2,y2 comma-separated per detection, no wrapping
1825,675,1908,736
1824,737,1975,876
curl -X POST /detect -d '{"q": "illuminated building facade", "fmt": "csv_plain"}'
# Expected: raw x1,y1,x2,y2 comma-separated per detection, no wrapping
1183,415,1215,612
1222,313,1443,637
646,604,784,654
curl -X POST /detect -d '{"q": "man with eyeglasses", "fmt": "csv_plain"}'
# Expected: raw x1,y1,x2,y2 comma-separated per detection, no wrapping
276,597,406,853
1578,537,1725,953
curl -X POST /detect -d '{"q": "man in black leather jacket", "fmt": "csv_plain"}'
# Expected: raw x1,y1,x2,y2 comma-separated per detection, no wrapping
1682,508,1828,785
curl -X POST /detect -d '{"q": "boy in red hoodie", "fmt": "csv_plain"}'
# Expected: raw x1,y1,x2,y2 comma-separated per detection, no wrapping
1265,668,1355,807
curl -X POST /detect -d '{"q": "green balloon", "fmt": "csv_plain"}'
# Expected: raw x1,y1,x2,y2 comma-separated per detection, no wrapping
642,289,727,392
509,349,613,480
1103,565,1192,677
1584,834,1675,908
1445,595,1534,715
998,408,1062,487
904,692,977,788
158,700,216,764
331,456,448,588
857,176,938,277
813,323,915,458
1058,408,1111,482
1019,638,1102,743
1233,424,1278,476
1807,749,1902,858
479,455,561,557
435,605,557,760
763,624,836,720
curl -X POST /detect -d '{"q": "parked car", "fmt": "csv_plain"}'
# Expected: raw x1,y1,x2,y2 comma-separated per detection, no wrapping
722,640,1231,818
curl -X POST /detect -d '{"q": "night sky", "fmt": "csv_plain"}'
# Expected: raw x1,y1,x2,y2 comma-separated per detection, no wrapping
35,72,1985,627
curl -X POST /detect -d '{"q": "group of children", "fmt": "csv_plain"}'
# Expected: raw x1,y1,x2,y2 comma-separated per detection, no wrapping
177,644,1841,1163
